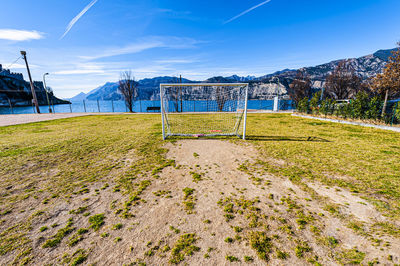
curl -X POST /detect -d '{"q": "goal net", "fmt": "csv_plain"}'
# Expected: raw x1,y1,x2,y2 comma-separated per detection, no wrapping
160,83,249,140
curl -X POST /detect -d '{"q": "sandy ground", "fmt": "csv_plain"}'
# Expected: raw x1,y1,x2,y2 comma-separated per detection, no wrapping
1,139,399,265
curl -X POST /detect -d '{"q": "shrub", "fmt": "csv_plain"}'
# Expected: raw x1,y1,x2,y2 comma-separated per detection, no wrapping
320,98,335,116
337,103,351,118
297,97,310,113
352,91,370,119
366,96,383,120
309,91,322,113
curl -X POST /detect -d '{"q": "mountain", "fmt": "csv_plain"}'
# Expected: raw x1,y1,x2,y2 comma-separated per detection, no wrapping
71,47,397,101
69,92,87,101
225,75,257,82
0,64,69,107
86,82,120,101
79,76,196,101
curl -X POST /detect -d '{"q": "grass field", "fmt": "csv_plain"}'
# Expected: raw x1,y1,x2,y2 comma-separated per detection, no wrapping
0,113,399,265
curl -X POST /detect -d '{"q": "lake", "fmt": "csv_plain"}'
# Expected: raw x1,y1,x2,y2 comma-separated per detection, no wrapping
0,100,294,115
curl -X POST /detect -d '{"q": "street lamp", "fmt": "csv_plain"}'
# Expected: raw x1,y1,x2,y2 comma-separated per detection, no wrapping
43,73,52,113
271,76,281,97
271,76,281,112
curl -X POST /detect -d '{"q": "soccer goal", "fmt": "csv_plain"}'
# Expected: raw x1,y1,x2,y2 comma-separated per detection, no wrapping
160,83,249,140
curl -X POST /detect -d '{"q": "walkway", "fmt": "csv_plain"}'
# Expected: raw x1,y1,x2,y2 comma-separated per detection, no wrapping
0,113,93,127
293,114,400,133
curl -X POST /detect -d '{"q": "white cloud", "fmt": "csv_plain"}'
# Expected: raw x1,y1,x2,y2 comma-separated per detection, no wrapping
156,59,196,64
61,0,98,39
54,69,105,75
80,36,199,60
53,62,107,75
224,0,272,24
0,29,44,41
80,41,164,60
3,63,39,69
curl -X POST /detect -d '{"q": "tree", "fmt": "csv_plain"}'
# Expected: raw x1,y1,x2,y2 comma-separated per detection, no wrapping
216,85,229,111
325,60,361,100
169,76,182,112
170,86,180,112
289,70,312,106
309,91,322,113
118,71,138,113
372,42,400,116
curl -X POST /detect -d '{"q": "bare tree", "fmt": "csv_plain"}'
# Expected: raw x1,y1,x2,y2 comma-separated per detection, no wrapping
167,77,182,112
289,70,312,106
216,86,229,111
372,42,400,116
171,85,180,112
325,60,361,100
118,71,138,112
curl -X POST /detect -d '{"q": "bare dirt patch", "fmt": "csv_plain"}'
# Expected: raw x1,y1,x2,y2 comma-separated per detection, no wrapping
308,183,385,223
2,139,400,265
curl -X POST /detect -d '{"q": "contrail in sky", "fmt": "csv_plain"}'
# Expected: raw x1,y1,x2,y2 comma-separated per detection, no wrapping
60,0,98,39
224,0,272,24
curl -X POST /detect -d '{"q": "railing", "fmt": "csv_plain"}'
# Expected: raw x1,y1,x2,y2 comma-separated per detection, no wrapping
0,99,295,115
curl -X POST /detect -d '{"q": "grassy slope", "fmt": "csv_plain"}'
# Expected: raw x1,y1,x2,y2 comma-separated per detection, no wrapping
247,113,400,218
0,113,399,264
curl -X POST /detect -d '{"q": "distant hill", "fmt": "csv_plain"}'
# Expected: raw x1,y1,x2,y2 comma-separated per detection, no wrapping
69,92,87,101
0,64,69,107
225,75,257,82
80,77,195,101
71,47,397,101
85,82,120,101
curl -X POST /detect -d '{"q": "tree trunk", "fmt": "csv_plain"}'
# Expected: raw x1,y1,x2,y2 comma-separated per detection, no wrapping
381,89,389,117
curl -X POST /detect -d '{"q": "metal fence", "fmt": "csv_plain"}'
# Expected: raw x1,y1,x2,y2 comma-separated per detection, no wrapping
0,99,295,115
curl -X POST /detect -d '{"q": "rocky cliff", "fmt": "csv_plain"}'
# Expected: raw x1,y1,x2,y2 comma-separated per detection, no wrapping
0,64,69,107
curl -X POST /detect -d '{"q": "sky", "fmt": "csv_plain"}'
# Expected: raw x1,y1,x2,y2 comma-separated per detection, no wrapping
0,0,399,98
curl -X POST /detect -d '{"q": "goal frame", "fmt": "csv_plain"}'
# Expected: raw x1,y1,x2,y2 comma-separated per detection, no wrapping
160,83,249,140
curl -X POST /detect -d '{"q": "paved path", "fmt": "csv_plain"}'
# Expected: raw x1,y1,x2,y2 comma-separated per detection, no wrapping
0,113,93,127
293,114,400,133
0,112,167,127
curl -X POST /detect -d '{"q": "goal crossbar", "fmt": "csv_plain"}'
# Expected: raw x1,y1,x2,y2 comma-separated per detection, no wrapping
160,83,249,87
160,83,249,140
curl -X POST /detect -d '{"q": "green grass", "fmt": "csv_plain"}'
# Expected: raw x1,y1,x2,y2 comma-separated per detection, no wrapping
226,255,240,262
189,171,202,182
246,114,400,219
169,233,200,264
248,231,273,261
88,214,105,231
42,219,75,248
182,187,196,214
112,223,123,230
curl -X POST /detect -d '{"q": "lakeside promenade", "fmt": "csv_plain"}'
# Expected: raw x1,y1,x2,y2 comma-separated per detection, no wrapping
0,113,98,127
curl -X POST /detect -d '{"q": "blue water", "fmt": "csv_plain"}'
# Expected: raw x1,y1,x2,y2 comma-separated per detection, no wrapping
0,100,293,115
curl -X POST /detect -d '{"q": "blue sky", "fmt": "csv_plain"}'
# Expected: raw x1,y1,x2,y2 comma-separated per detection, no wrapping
0,0,399,98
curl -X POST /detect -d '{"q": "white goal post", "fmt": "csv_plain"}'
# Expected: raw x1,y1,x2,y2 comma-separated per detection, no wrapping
160,83,249,140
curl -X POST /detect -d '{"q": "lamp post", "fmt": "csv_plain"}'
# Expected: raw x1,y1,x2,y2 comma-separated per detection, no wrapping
272,76,281,97
43,73,52,113
272,76,281,112
21,51,40,113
